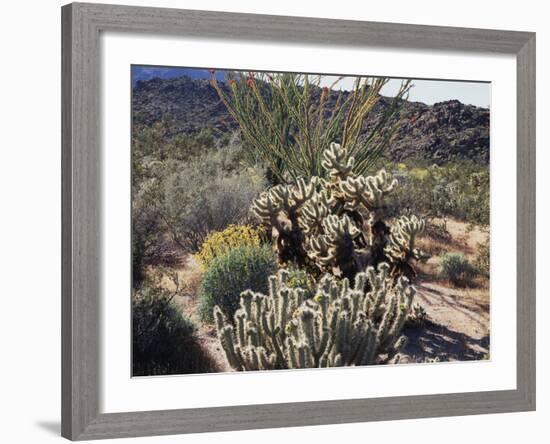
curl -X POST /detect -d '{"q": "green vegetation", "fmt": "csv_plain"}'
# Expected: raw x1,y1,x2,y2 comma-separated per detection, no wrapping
282,263,316,299
198,244,278,323
132,182,169,284
475,238,490,277
439,253,478,286
387,160,490,227
133,114,218,162
161,150,265,252
131,118,266,285
132,272,217,375
214,263,415,370
211,72,411,183
195,224,266,269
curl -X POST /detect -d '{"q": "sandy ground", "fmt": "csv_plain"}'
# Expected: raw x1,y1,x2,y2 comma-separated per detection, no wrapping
166,218,490,370
168,256,232,372
400,218,490,362
400,280,490,363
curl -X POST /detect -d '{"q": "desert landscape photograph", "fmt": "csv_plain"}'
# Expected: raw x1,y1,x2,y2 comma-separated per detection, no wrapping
131,67,490,376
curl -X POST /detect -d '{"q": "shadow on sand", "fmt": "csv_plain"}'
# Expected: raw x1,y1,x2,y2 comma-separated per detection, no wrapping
402,322,490,362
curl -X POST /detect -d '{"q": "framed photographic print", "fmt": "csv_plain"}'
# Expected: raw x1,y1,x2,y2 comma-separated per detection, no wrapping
61,2,536,440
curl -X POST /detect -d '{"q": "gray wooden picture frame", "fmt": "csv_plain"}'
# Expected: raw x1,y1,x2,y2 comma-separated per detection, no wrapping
61,2,536,440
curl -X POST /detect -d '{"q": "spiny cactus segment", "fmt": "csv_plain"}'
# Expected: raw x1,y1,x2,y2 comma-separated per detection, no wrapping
322,142,355,180
385,215,430,277
214,263,416,371
251,142,428,279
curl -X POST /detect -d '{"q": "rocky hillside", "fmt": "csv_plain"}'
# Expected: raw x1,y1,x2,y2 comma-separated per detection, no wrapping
132,76,490,164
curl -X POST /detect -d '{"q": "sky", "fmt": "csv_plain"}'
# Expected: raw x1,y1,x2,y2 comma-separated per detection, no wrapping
132,66,490,108
334,77,490,108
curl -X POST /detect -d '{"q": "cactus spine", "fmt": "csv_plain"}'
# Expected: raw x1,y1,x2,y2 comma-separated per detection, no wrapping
214,263,416,371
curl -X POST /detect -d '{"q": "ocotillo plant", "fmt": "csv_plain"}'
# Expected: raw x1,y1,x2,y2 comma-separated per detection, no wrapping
214,263,416,371
211,72,411,184
251,143,428,280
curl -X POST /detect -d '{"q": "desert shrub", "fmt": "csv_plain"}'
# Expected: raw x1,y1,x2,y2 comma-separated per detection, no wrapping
211,72,411,183
161,148,266,253
214,263,416,370
131,124,245,279
198,244,277,323
431,182,460,225
170,128,216,160
463,170,490,226
282,263,316,299
132,274,217,375
131,144,263,288
133,114,217,162
424,219,452,243
195,224,266,268
388,160,489,227
439,253,478,285
132,114,173,161
132,179,174,285
131,108,262,282
475,238,490,277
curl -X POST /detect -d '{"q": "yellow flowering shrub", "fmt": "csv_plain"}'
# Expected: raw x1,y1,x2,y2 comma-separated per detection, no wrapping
195,224,265,268
396,163,408,171
409,167,429,180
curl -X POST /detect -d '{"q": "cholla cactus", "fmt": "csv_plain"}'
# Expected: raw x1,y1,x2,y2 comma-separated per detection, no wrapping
214,263,416,371
385,215,430,277
407,302,430,327
251,142,428,279
305,214,360,276
322,142,355,180
339,169,397,215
